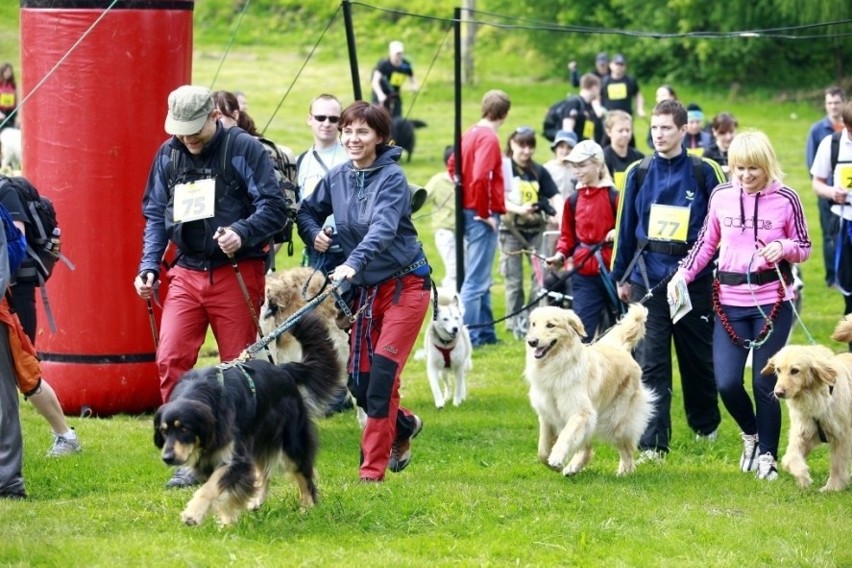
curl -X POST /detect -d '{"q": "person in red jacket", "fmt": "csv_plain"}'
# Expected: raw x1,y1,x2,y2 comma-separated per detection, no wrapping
448,89,511,347
546,140,620,341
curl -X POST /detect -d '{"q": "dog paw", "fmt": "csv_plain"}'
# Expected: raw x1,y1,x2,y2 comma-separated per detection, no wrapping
181,510,204,526
795,475,813,489
547,456,564,471
819,479,845,492
561,463,582,477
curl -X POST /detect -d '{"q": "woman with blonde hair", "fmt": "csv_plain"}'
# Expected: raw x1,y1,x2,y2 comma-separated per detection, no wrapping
546,139,621,341
668,129,811,481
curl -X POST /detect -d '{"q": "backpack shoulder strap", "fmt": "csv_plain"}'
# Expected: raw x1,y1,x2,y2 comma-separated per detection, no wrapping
608,187,619,214
633,155,654,192
831,130,842,172
690,154,706,195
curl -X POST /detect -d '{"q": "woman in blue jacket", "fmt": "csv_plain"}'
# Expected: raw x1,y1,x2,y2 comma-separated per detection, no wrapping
297,101,430,483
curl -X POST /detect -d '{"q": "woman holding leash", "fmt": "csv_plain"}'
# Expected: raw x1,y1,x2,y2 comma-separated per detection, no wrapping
668,130,811,481
546,140,620,343
297,101,430,483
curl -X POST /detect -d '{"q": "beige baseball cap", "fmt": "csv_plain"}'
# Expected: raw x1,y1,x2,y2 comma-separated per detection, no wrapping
164,85,214,136
565,139,604,163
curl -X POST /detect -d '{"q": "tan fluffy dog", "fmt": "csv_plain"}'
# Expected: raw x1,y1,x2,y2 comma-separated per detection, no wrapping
524,303,655,477
762,331,852,491
261,267,350,382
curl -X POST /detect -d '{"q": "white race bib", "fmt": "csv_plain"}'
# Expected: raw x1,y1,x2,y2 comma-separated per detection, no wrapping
173,178,216,223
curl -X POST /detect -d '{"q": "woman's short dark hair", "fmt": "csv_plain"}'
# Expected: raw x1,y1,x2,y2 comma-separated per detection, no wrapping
505,126,536,156
339,101,392,145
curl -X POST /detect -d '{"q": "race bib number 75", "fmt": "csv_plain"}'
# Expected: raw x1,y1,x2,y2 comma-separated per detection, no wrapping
648,204,690,242
173,178,215,223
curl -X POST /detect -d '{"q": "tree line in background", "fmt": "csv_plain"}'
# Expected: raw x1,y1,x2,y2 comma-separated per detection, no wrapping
197,0,850,91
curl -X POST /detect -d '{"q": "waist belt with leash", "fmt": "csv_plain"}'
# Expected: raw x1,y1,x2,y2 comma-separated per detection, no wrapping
618,238,692,291
716,265,791,286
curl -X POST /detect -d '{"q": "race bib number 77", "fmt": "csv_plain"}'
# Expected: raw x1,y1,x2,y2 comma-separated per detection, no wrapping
648,204,690,242
173,178,215,223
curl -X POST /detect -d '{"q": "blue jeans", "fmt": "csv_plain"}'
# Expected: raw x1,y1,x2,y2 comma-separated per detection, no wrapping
461,210,498,346
713,302,792,458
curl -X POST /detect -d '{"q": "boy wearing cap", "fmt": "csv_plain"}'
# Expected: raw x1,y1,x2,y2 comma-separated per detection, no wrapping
371,41,419,118
134,86,289,487
543,130,578,208
611,99,724,462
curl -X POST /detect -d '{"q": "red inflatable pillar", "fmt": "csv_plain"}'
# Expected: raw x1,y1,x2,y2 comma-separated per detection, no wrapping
20,0,195,416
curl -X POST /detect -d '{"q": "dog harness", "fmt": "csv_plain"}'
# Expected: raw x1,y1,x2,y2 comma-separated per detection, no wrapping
433,344,454,368
214,361,256,399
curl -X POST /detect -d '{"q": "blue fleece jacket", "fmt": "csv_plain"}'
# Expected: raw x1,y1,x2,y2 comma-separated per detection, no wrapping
611,147,725,287
297,145,424,287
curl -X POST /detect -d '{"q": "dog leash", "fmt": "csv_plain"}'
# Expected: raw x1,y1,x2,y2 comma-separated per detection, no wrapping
241,278,344,360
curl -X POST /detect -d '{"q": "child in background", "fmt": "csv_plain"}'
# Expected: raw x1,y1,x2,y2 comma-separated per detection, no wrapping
423,146,458,290
603,110,644,190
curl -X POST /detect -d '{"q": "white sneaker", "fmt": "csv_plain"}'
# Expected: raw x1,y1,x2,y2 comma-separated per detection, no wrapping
47,429,82,457
695,428,719,442
756,452,778,481
739,432,759,472
636,449,665,465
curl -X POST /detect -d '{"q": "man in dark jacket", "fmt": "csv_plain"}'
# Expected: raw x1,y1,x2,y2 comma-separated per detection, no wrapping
134,86,288,487
611,99,724,462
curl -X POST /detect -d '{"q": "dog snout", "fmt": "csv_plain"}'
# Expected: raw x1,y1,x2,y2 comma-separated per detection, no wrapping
161,444,178,465
528,337,539,348
773,388,786,399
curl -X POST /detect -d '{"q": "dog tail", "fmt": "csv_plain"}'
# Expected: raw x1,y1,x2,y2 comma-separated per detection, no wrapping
597,303,647,351
831,313,852,344
287,312,345,415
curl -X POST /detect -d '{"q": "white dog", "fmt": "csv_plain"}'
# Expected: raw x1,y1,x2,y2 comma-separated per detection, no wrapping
524,303,655,477
0,127,22,172
424,289,472,409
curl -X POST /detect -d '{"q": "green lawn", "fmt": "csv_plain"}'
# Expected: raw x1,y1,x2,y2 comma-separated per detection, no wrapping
2,4,852,567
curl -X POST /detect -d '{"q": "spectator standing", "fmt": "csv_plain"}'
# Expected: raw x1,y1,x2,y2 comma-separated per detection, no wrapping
423,146,458,290
684,103,712,156
499,127,559,337
670,130,811,480
448,90,511,348
297,102,430,483
0,176,82,456
603,110,644,190
371,41,419,118
0,63,17,129
601,54,645,119
561,74,604,144
135,85,288,488
611,99,724,462
704,112,739,177
812,100,852,329
546,140,619,342
568,51,609,89
543,130,578,223
806,86,847,288
296,94,349,272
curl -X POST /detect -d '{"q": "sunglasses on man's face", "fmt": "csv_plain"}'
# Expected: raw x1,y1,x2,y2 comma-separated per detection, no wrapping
313,115,340,124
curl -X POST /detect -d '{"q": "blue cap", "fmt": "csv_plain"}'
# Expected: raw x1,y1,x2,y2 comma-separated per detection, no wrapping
550,130,578,150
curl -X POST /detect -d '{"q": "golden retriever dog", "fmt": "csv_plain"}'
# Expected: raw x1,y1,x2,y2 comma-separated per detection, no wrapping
760,318,852,491
524,303,655,477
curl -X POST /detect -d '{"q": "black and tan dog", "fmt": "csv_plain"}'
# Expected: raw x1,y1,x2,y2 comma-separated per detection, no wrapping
154,312,342,526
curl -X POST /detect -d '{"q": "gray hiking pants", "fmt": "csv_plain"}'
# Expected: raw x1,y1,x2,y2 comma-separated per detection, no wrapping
0,323,25,496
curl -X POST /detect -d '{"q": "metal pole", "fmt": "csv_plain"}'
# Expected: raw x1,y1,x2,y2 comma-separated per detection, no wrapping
342,0,362,101
453,7,464,291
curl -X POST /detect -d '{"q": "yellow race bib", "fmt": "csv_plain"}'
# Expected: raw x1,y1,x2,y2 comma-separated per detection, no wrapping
648,204,690,242
607,83,628,101
583,120,595,141
840,164,852,190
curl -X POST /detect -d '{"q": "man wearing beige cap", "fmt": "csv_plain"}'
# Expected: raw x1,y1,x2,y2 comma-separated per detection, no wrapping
134,85,288,486
370,40,419,118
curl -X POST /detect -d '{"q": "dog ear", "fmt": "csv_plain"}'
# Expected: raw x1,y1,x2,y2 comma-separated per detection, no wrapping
566,311,587,338
813,359,839,387
153,408,165,449
760,356,776,376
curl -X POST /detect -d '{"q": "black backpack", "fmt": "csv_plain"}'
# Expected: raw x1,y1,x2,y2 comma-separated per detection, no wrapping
0,175,72,286
542,97,573,142
168,129,298,255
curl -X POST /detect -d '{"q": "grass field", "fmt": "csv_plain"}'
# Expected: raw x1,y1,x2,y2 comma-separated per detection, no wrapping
2,3,852,567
